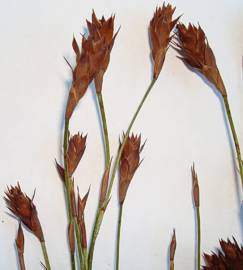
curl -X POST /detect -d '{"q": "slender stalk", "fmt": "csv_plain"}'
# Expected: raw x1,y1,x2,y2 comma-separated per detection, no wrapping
83,248,88,270
196,207,201,270
41,242,51,270
223,95,243,190
88,91,110,270
88,79,157,269
71,255,76,270
74,218,84,270
116,205,123,270
17,252,26,270
97,92,111,168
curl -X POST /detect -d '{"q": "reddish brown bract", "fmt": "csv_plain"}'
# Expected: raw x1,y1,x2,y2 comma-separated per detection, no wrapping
77,188,90,248
16,223,24,254
99,159,112,205
150,3,179,79
55,160,65,182
203,238,243,270
175,23,227,96
67,133,87,176
5,184,44,242
68,222,75,255
119,134,142,204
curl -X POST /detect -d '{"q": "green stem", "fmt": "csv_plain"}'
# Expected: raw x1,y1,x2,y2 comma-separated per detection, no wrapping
116,205,123,270
41,241,51,270
97,92,111,168
88,209,104,270
88,79,157,270
74,218,84,270
223,95,243,190
71,255,76,270
83,248,88,270
196,207,201,270
88,92,110,270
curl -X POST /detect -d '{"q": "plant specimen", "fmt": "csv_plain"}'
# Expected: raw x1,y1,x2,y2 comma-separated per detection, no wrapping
3,3,242,270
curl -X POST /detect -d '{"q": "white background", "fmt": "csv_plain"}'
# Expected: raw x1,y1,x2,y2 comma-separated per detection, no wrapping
0,0,242,269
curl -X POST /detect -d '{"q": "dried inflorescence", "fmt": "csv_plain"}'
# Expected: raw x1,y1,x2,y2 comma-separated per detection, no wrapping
175,23,227,96
149,3,179,79
5,183,44,242
203,238,243,270
87,11,119,94
119,134,143,204
67,133,87,176
65,11,118,119
65,37,94,119
56,133,86,182
191,164,200,208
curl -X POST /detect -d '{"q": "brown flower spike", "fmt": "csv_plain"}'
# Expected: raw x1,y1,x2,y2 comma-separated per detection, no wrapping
170,229,176,262
169,229,176,270
119,134,143,204
65,37,95,119
175,23,227,96
191,164,200,208
87,11,119,94
203,238,243,270
67,133,87,176
65,11,118,119
5,183,44,242
150,3,179,79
